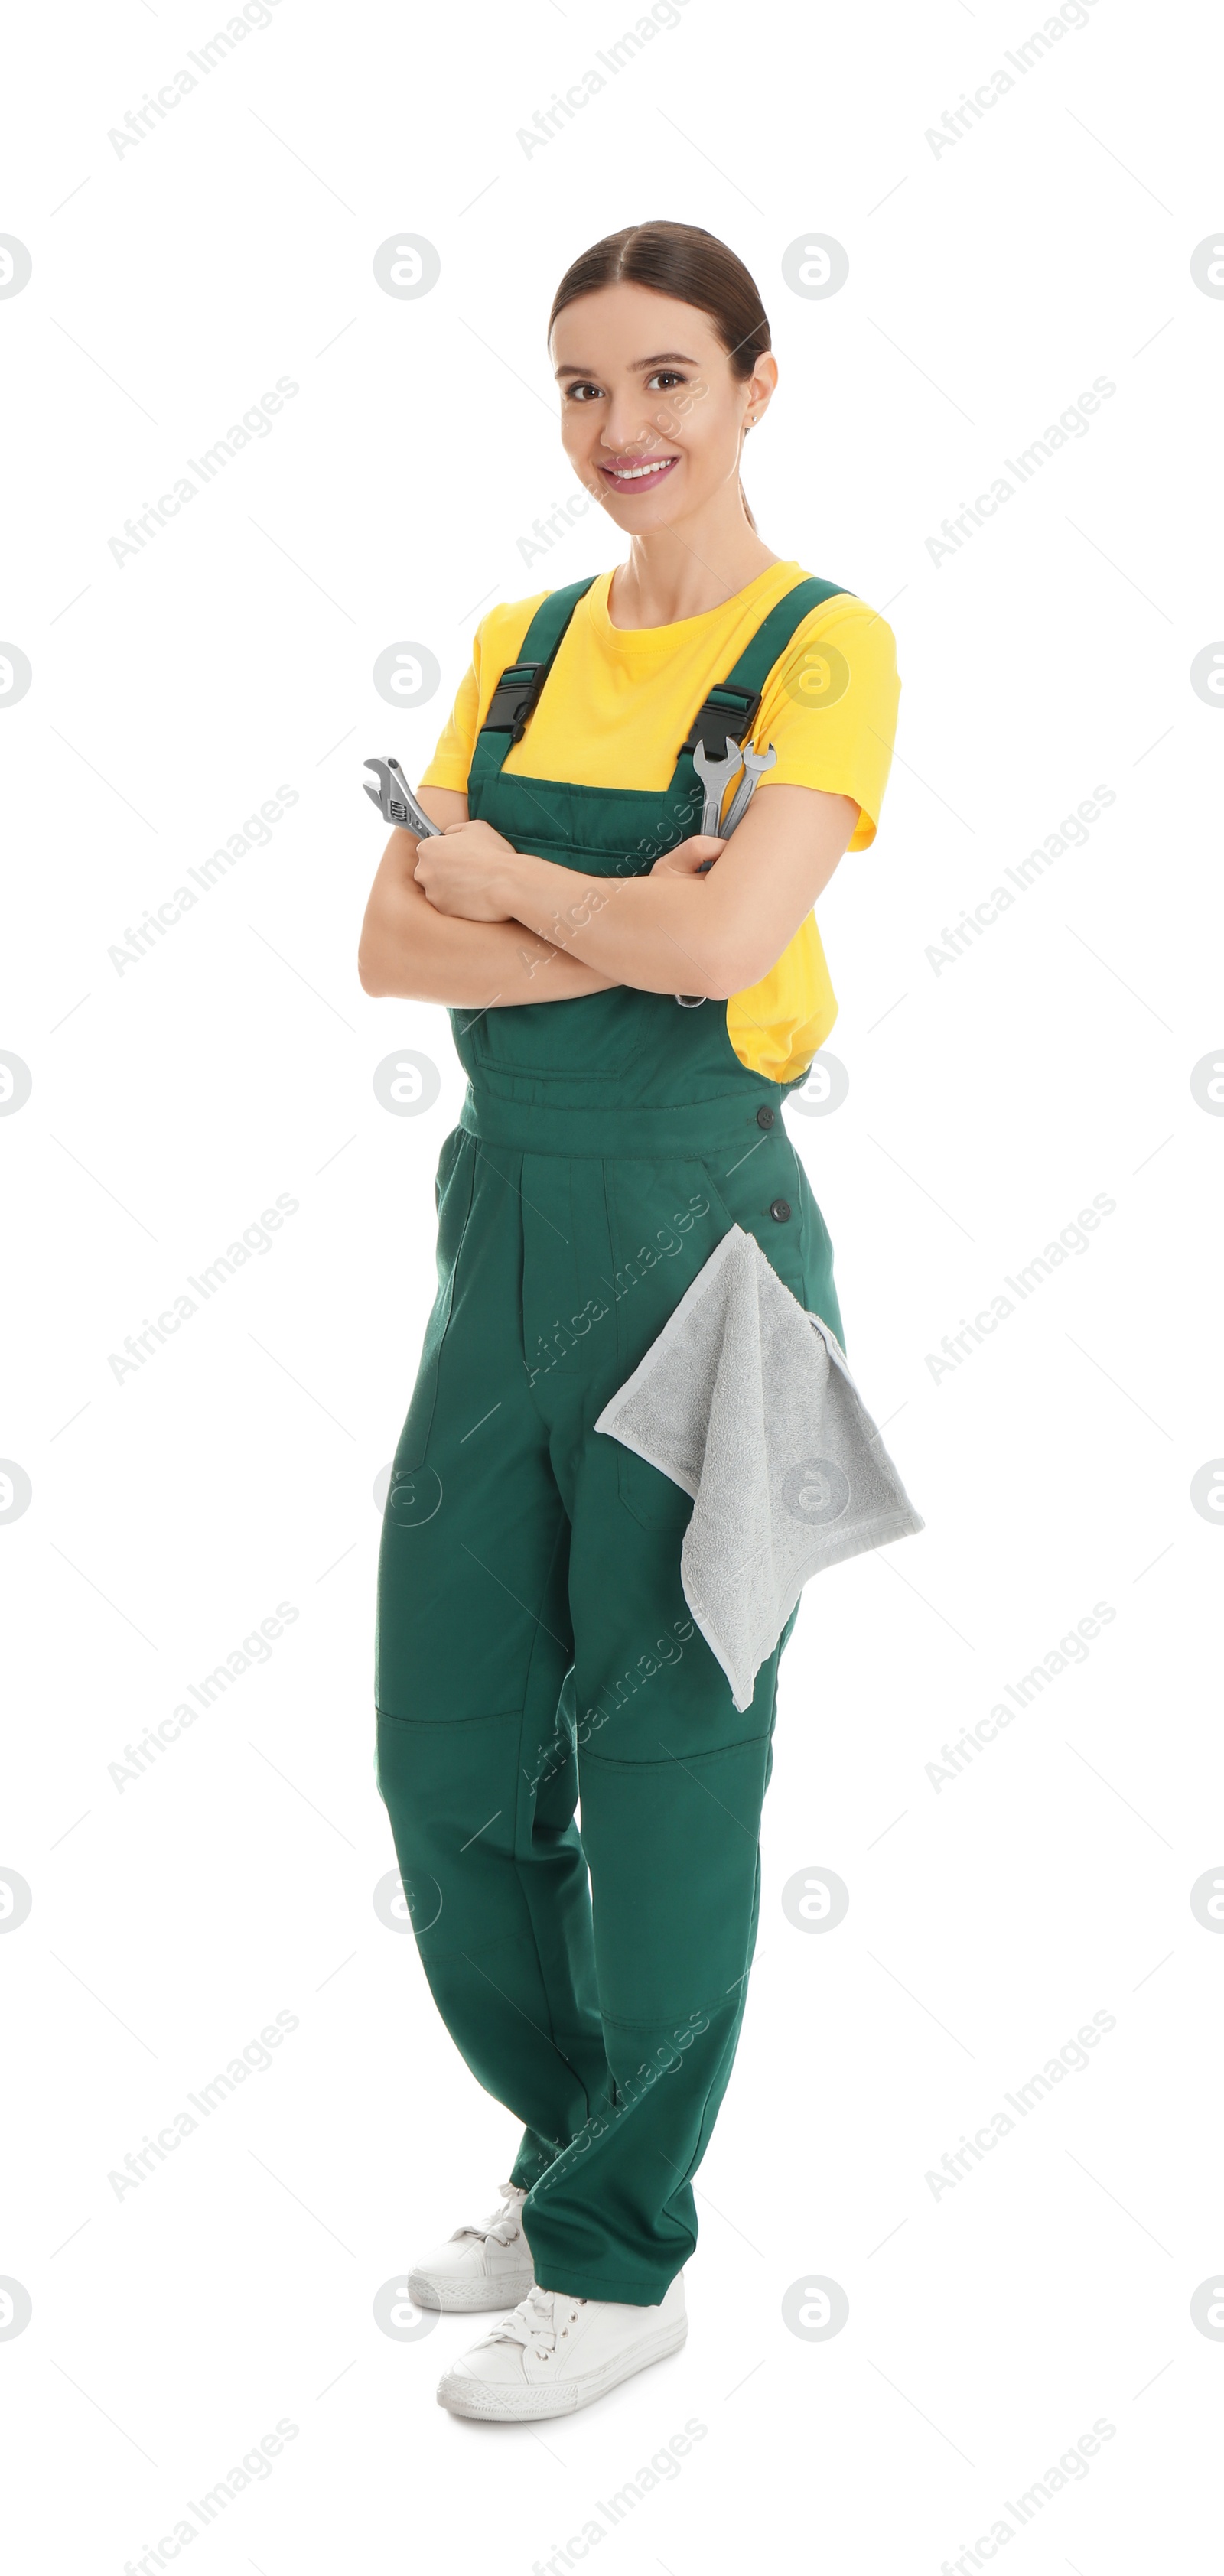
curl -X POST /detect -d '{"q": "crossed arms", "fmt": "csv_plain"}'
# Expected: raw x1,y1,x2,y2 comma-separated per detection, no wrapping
357,782,858,1008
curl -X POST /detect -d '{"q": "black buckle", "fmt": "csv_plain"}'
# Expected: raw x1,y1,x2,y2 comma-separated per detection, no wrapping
480,660,545,743
681,685,761,760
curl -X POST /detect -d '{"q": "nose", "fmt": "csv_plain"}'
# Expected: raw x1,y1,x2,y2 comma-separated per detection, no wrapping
598,405,664,459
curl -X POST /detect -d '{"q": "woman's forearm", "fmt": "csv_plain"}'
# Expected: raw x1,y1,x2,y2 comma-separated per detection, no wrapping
495,850,737,998
495,787,860,1000
358,844,617,1005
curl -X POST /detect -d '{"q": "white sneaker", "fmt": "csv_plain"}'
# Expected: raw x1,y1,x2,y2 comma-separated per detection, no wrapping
408,2181,536,2314
436,2273,687,2421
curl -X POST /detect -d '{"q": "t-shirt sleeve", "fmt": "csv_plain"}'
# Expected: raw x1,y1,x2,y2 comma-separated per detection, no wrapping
755,597,901,851
419,594,548,795
418,632,484,794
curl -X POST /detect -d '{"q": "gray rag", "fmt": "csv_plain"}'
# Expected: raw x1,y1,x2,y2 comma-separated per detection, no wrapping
594,1223,924,1712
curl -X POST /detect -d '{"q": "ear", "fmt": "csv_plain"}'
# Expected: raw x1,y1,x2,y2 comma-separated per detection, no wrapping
744,350,779,418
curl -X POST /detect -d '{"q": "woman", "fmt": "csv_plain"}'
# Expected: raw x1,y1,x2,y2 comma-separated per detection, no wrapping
358,219,900,2422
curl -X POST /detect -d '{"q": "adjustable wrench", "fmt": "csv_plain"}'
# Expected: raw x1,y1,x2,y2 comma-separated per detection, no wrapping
692,734,744,838
363,756,441,838
719,738,776,838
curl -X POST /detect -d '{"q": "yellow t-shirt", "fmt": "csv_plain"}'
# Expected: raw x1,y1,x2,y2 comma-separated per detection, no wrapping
422,560,900,1083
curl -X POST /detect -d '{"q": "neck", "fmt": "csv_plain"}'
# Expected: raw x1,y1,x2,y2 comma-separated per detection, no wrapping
607,480,780,629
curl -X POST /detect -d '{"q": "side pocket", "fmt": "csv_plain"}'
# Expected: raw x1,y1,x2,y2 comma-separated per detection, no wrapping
604,1159,715,1536
696,1148,809,1306
616,1441,692,1535
434,1123,464,1216
395,1134,476,1478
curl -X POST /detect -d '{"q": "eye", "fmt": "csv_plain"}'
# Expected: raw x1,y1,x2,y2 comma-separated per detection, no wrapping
646,370,687,391
564,382,604,403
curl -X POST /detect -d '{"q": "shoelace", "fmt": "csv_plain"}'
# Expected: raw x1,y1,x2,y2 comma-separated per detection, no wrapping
453,2183,525,2249
487,2285,585,2354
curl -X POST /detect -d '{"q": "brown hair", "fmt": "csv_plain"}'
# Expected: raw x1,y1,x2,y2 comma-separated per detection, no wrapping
549,220,770,532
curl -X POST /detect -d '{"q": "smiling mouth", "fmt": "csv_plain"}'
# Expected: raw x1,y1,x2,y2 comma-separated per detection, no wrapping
598,455,680,490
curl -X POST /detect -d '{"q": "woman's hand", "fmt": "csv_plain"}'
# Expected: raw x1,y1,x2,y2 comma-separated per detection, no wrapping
649,834,725,880
414,818,519,921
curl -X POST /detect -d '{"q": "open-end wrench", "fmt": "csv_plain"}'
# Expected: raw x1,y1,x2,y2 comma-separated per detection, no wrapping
688,737,777,875
363,756,441,838
692,734,744,838
672,734,744,1002
719,738,776,838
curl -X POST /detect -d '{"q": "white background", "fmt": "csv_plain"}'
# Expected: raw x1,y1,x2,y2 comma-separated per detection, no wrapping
2,0,1222,2568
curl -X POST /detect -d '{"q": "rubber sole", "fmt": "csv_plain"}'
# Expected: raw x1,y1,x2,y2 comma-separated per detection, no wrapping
409,2266,536,2314
435,2316,688,2421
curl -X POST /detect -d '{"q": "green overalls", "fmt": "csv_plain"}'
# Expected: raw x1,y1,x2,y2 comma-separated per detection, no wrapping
375,574,848,2306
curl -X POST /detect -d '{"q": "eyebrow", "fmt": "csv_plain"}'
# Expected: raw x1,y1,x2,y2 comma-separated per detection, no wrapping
553,351,699,378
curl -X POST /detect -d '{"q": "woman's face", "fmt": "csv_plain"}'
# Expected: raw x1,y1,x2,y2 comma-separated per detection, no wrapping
550,281,776,532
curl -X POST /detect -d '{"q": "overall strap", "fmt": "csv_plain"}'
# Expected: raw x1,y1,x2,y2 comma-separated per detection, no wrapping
468,576,598,789
680,574,852,757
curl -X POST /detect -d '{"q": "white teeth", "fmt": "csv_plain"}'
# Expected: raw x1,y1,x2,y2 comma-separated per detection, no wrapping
607,458,675,480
